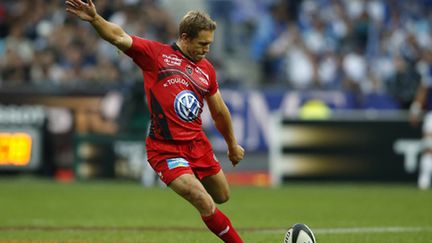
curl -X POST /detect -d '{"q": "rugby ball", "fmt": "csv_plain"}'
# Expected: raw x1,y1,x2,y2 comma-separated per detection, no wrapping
284,223,316,243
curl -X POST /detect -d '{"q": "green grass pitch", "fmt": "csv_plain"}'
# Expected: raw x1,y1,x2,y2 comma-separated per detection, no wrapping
0,177,431,242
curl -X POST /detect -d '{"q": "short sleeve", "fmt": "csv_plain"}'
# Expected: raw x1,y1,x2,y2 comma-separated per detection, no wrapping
207,62,219,96
123,36,162,71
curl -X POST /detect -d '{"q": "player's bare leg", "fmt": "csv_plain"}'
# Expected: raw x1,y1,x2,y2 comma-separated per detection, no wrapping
169,173,243,242
419,114,432,190
169,173,215,216
201,170,230,204
419,153,432,189
419,133,432,189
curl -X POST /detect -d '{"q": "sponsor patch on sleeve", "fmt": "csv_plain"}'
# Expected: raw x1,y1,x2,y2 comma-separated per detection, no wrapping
166,158,190,170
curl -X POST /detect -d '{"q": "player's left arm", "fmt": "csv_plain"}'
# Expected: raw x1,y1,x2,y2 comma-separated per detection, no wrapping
206,90,244,166
410,83,428,126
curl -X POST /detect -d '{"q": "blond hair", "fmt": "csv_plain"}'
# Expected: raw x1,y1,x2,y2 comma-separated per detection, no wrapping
179,11,217,39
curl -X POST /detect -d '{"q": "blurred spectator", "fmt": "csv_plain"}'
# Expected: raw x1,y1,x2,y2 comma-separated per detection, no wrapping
206,0,235,55
250,0,292,84
341,49,367,92
247,0,431,104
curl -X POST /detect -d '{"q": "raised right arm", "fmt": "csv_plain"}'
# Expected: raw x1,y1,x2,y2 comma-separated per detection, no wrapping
66,0,132,51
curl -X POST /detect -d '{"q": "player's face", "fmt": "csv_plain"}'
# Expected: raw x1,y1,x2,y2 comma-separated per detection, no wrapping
185,30,214,62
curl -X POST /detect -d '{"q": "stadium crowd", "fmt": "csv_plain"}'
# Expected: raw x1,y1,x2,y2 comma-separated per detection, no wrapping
247,0,432,108
1,0,432,107
0,0,177,87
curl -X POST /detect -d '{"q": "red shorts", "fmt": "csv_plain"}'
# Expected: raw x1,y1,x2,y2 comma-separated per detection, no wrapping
146,132,221,185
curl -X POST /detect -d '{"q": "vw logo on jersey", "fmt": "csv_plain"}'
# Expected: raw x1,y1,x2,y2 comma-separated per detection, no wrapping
174,90,201,122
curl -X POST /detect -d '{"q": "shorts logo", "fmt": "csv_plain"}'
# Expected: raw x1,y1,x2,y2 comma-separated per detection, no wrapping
166,158,190,170
174,90,201,122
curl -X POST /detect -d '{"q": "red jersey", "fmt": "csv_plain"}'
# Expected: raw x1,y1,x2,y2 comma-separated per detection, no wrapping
124,36,218,141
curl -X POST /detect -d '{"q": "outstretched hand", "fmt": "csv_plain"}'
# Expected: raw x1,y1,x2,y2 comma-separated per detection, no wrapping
66,0,97,22
228,144,245,167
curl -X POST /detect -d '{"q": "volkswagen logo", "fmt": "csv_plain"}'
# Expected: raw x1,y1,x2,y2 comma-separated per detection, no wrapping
174,90,201,122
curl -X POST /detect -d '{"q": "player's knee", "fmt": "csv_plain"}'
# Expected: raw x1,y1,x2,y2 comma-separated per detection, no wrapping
214,191,230,204
188,189,215,215
197,193,215,215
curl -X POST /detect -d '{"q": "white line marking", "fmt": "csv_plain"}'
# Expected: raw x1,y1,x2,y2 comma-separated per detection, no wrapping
257,226,432,235
2,225,432,235
315,226,432,234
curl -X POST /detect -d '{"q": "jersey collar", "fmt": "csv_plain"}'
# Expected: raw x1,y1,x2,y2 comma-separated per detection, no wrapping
171,43,196,63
